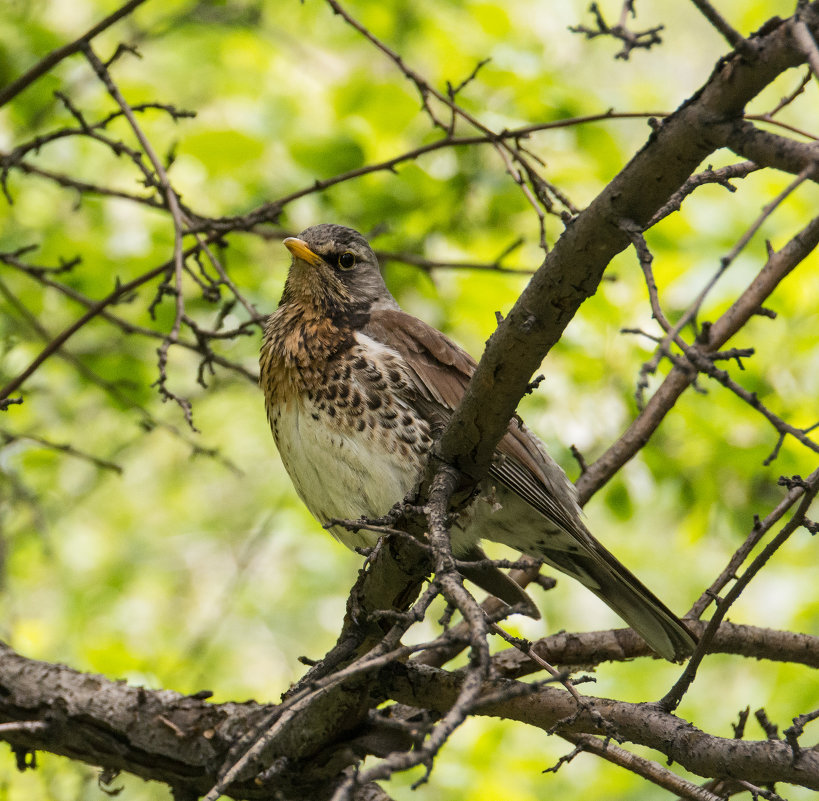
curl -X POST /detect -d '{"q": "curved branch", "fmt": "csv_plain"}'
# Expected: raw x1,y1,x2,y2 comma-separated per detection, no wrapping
436,6,819,481
1,616,817,799
385,663,819,791
0,0,149,108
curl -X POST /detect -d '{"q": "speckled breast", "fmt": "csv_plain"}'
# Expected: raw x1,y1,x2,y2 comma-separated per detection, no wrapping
266,333,434,550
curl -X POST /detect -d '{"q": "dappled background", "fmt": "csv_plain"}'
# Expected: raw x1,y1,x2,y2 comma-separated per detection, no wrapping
1,0,818,798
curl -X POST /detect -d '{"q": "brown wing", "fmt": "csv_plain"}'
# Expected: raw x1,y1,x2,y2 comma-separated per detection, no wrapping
363,309,475,410
363,308,550,617
363,309,580,530
364,309,696,661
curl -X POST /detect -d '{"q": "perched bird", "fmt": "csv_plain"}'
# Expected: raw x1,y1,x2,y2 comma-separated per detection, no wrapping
260,223,695,661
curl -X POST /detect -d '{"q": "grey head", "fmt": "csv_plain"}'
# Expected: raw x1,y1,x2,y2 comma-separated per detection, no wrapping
280,224,399,317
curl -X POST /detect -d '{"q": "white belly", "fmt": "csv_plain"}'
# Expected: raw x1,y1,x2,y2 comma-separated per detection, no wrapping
273,399,420,549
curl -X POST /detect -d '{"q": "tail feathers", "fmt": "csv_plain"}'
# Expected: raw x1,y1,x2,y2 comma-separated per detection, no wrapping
587,568,696,661
540,548,696,662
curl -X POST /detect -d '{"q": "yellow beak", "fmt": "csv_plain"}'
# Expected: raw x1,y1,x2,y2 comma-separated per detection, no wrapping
283,237,324,268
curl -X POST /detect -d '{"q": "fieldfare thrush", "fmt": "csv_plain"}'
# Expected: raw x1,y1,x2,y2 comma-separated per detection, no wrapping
260,223,695,661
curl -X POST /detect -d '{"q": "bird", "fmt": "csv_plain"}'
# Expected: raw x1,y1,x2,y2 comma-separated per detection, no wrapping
259,223,696,661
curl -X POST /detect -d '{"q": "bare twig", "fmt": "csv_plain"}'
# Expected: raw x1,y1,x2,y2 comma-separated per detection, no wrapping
647,161,760,227
324,0,575,236
204,581,445,801
719,166,813,270
688,0,749,52
633,165,812,409
578,211,819,503
784,707,819,758
82,43,196,427
559,733,724,801
0,0,149,108
661,469,819,711
765,69,812,118
0,429,122,473
328,466,496,801
689,470,819,619
683,346,819,458
0,155,164,208
0,249,257,383
0,260,166,403
569,2,664,59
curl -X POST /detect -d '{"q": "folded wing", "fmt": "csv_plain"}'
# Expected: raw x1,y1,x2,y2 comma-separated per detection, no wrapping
363,309,695,661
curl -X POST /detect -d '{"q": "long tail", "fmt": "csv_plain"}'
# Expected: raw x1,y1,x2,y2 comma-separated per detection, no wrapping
540,539,696,662
486,426,695,659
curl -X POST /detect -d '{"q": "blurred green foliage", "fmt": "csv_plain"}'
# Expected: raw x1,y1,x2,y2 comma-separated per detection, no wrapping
0,1,817,799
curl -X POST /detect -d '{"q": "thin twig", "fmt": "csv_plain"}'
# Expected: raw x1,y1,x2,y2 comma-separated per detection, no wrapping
559,733,724,801
688,0,748,51
661,470,819,711
688,472,819,618
624,167,813,410
83,43,196,426
324,0,574,237
0,250,257,383
0,429,122,473
204,582,444,801
647,161,760,228
330,466,493,800
569,2,664,59
0,0,149,108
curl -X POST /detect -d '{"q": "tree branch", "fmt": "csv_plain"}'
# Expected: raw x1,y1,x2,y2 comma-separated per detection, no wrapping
384,662,819,790
577,209,819,502
0,0,149,108
437,6,818,483
2,620,817,801
725,119,819,177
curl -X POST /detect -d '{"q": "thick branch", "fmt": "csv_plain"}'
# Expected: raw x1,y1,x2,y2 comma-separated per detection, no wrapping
436,6,819,481
725,119,819,177
490,621,819,678
385,663,819,790
2,616,817,800
0,642,270,797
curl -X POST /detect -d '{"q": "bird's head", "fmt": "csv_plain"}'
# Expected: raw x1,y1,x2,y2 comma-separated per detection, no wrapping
279,224,398,320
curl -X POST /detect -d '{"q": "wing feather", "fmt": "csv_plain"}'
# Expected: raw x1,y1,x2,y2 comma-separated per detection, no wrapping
363,309,696,660
364,309,577,528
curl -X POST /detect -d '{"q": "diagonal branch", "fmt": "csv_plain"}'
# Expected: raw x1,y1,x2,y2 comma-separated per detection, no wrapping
558,732,724,801
577,209,819,502
661,467,819,711
0,0,148,108
436,6,819,483
688,0,748,51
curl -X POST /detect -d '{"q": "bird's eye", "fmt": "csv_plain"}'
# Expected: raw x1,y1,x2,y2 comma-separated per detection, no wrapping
338,251,356,270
